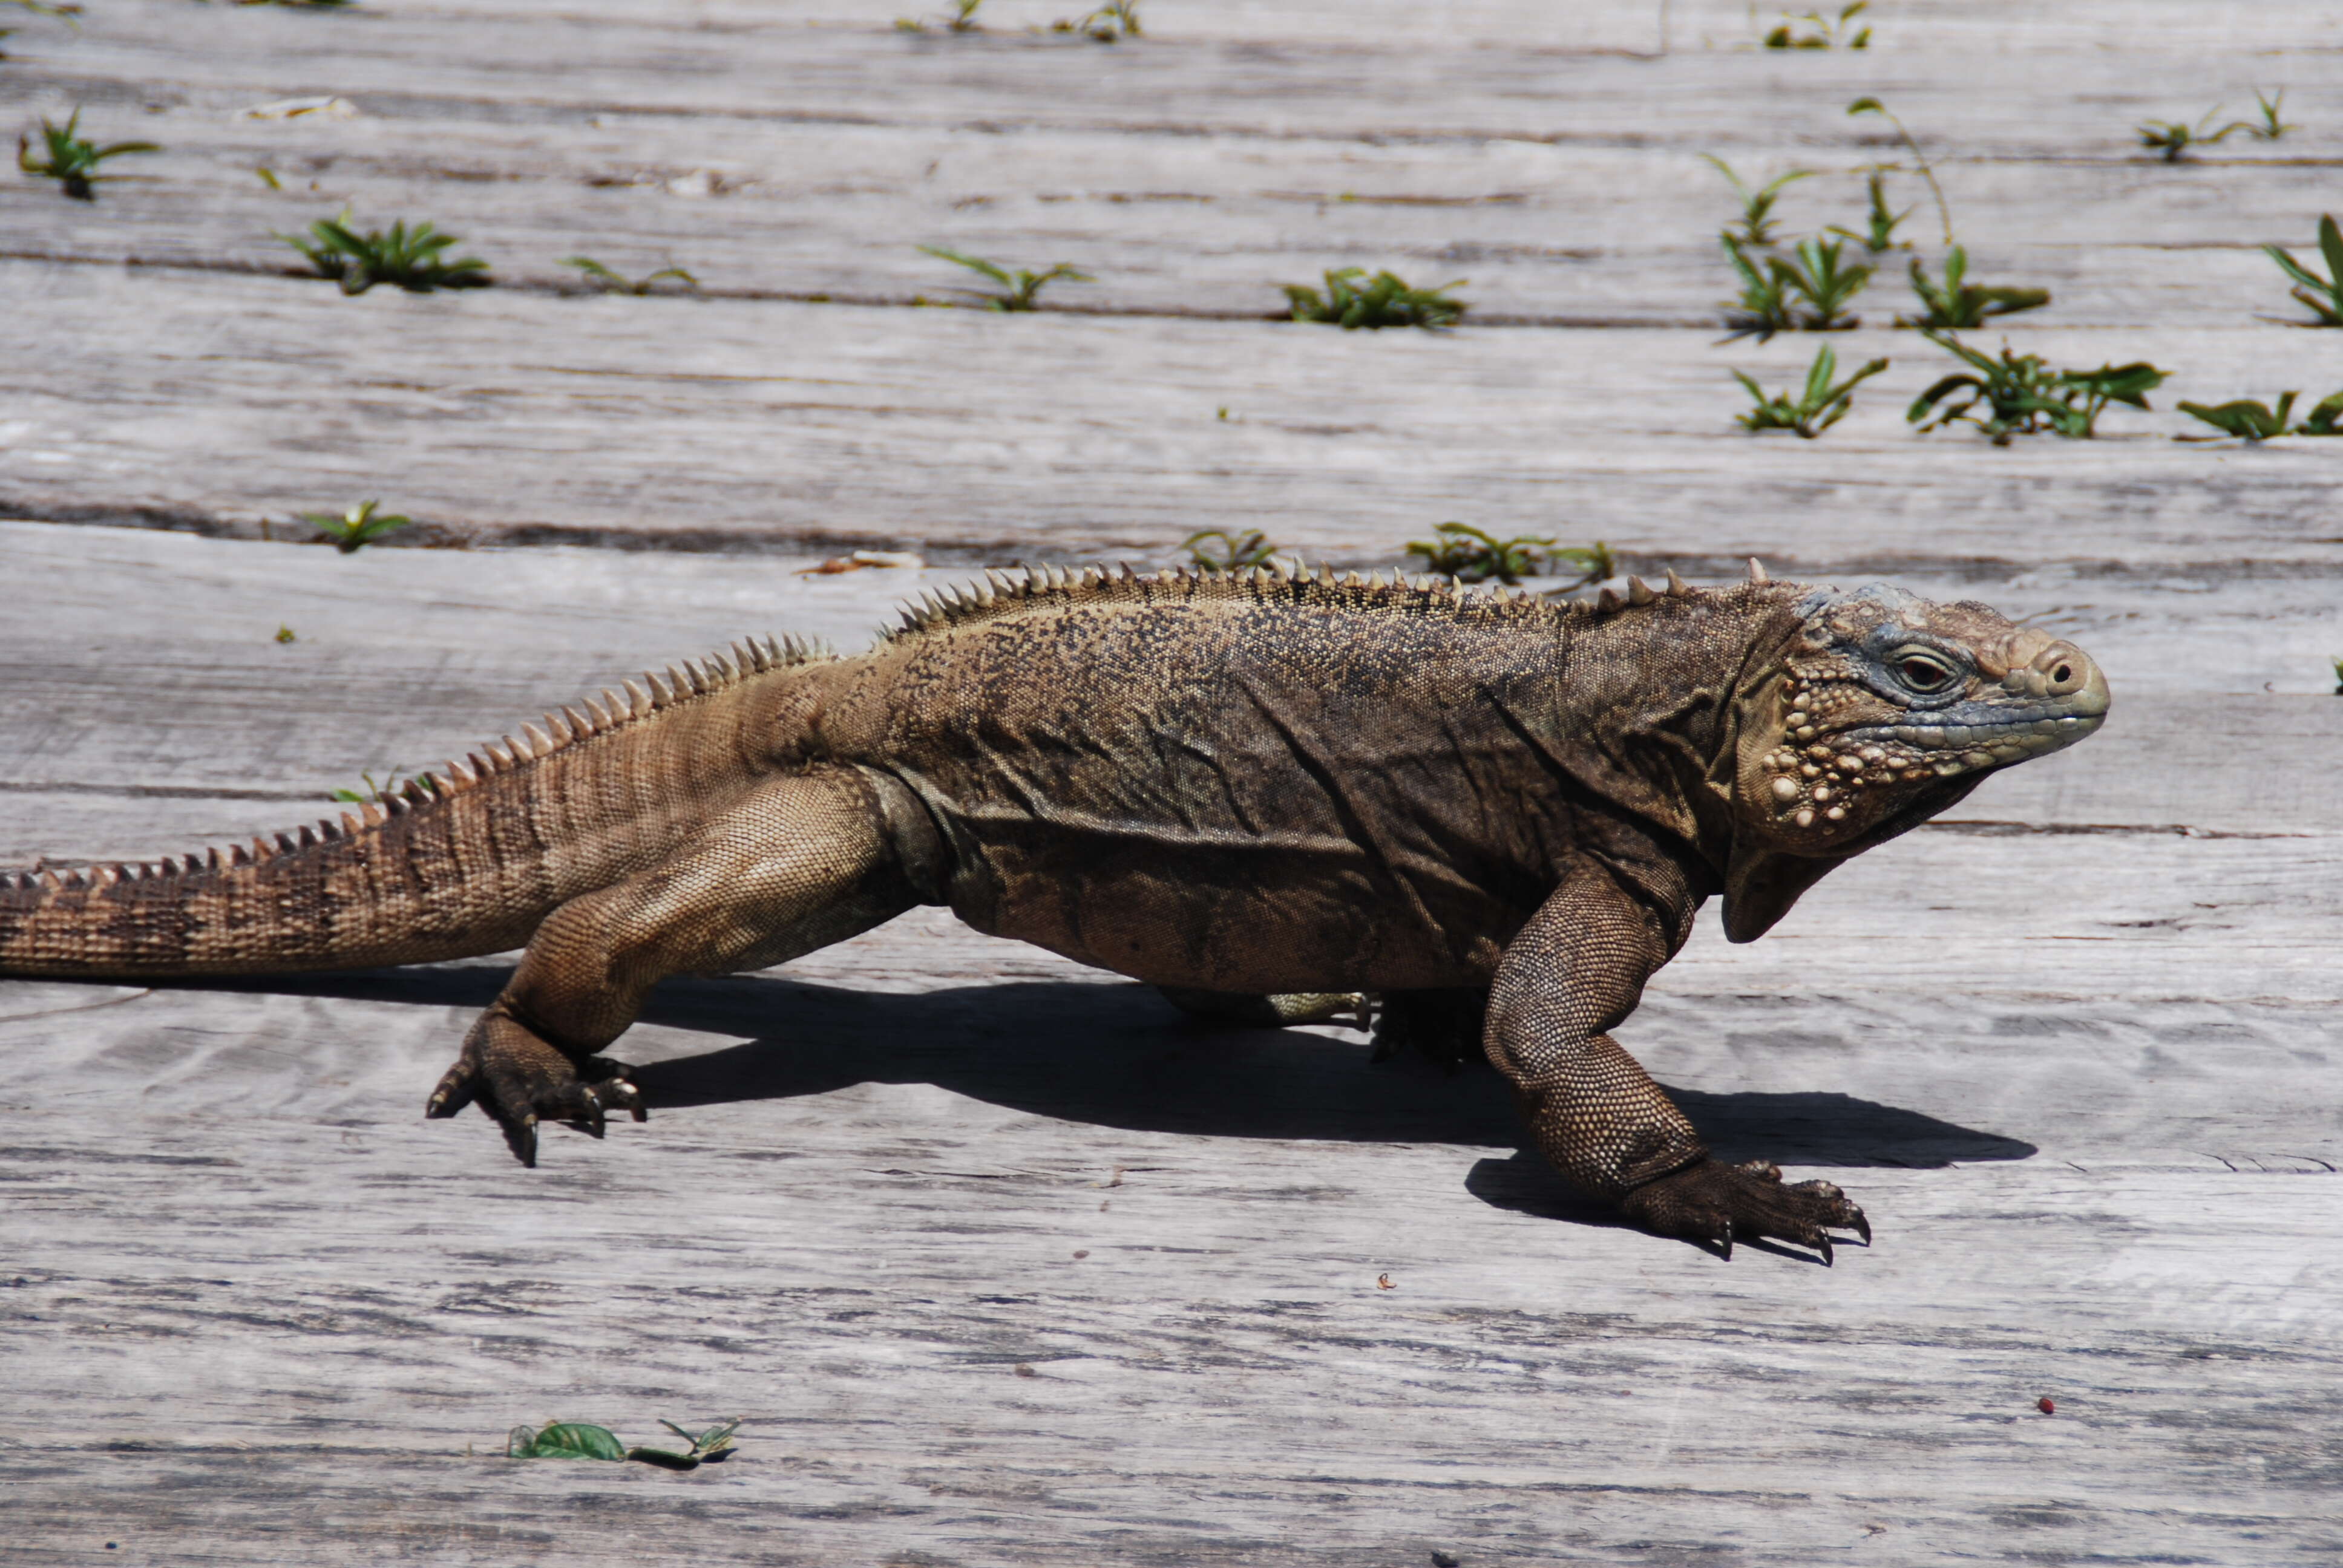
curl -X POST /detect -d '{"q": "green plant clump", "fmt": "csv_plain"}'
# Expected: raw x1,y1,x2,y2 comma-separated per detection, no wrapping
279,212,490,294
1733,344,1889,438
1285,267,1466,330
1182,529,1280,572
1764,2,1867,48
897,0,983,29
1406,522,1553,584
1722,235,1870,337
2135,105,2271,163
2264,215,2342,327
919,246,1092,310
1907,330,2167,443
1545,541,1619,595
16,109,155,200
1702,156,1813,247
303,500,413,552
1901,246,2050,329
2176,390,2343,440
562,255,697,295
1054,0,1138,39
507,1418,739,1470
1827,171,1912,253
330,768,441,805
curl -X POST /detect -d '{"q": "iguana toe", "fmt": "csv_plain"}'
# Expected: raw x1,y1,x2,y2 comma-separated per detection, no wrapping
1620,1158,1870,1263
428,1013,645,1165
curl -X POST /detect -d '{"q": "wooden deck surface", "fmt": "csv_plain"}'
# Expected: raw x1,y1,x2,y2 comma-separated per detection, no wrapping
2,1,2339,1563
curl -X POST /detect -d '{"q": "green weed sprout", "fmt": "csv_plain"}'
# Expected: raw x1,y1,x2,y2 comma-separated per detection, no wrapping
279,212,490,294
302,500,413,552
1908,330,2166,443
1056,0,1138,39
1733,344,1889,438
1543,542,1619,596
1774,237,1870,329
896,0,982,31
16,109,156,200
2137,108,2255,163
1182,529,1280,571
2264,215,2342,327
1702,156,1813,247
1720,236,1795,338
1284,267,1466,330
1827,171,1912,253
1901,246,2049,329
1723,235,1870,336
919,246,1092,310
1406,523,1552,585
1763,2,1867,48
2245,88,2293,141
2176,390,2343,440
2332,656,2342,696
330,768,441,805
1847,98,1953,244
562,256,697,295
506,1418,739,1470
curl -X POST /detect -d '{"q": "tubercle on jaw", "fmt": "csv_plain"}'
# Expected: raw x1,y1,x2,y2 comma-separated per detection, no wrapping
1757,668,2098,835
1760,671,1942,832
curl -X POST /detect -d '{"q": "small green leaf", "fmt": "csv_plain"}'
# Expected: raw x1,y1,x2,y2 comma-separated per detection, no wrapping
508,1422,628,1461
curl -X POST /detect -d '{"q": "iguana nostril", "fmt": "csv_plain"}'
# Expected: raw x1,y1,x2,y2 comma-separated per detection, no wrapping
2054,663,2071,684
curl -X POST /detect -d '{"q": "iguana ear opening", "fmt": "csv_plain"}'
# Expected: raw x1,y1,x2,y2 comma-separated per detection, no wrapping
1722,846,1846,943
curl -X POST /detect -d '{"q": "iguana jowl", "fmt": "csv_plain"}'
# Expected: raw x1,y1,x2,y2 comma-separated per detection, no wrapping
0,564,2108,1258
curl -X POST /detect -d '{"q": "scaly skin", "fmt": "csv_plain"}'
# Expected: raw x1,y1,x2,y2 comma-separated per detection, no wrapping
0,564,2108,1258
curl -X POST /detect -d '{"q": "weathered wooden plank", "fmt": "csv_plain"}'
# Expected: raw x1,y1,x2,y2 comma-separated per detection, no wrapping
5,8,2336,325
7,270,2341,567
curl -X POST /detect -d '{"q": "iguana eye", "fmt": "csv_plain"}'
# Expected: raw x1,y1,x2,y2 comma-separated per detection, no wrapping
1894,651,1958,691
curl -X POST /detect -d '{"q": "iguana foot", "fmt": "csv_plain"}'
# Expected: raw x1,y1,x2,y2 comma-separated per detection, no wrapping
424,1011,645,1167
1620,1159,1869,1263
1156,987,1372,1029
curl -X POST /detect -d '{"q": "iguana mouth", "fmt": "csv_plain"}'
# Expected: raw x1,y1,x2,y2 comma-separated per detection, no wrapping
1847,708,2103,759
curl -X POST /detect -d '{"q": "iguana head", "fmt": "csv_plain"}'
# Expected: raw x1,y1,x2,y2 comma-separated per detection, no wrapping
1721,583,2108,941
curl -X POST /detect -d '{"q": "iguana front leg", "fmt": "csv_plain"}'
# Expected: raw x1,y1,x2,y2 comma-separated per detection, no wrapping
1486,863,1869,1261
425,766,933,1165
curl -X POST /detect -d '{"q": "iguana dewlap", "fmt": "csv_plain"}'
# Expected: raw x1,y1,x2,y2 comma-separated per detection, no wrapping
0,564,2108,1259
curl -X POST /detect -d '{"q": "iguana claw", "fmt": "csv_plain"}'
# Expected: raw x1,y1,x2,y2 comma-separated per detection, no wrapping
1621,1158,1870,1264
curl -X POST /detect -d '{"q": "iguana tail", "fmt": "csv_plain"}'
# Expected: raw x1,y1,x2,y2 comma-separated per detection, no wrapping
0,636,832,979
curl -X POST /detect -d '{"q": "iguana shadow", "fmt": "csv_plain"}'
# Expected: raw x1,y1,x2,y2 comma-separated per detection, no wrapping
225,967,2035,1185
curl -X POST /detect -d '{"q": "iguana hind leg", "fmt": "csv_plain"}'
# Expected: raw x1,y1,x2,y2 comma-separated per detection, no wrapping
1486,864,1868,1261
425,765,934,1165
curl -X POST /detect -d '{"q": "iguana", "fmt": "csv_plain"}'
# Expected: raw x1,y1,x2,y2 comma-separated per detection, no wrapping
0,564,2108,1259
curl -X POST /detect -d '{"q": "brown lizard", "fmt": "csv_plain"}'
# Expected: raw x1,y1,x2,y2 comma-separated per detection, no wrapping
0,563,2108,1259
